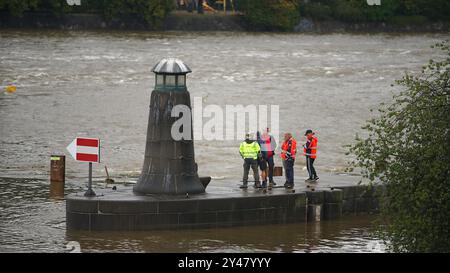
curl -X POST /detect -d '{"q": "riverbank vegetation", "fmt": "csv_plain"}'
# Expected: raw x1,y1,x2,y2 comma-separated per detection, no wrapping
1,0,449,31
239,0,450,30
238,0,300,31
301,0,449,24
0,0,175,29
348,39,450,252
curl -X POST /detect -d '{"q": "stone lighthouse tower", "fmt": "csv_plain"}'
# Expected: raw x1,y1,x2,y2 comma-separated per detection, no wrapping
134,58,205,195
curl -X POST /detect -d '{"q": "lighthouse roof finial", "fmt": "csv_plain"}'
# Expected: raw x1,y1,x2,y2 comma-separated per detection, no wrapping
152,58,192,74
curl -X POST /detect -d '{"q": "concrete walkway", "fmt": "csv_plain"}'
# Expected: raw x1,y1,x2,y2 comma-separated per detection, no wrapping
69,174,366,202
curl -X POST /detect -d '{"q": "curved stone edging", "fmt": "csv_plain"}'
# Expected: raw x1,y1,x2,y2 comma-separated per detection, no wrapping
66,184,383,231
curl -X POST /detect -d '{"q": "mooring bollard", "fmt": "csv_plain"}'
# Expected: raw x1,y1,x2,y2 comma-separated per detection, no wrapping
50,155,65,198
50,181,64,199
50,155,65,183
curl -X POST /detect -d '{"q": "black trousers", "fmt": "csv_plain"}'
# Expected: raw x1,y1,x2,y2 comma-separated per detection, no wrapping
265,157,274,183
283,159,294,184
306,156,317,179
243,158,259,184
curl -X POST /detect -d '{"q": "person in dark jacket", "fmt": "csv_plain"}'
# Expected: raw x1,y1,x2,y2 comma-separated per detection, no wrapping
197,0,204,13
257,128,277,187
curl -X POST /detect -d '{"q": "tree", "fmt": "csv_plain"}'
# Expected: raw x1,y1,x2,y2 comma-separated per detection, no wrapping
239,0,300,31
332,0,399,22
348,39,450,252
0,0,175,28
102,0,175,28
0,0,40,16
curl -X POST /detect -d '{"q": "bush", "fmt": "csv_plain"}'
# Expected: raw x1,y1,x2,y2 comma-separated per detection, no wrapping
298,0,449,23
333,0,365,22
362,0,399,22
398,0,450,21
388,15,428,26
102,0,175,28
0,0,40,17
302,2,332,20
239,0,301,31
348,39,450,252
330,0,400,23
0,0,175,28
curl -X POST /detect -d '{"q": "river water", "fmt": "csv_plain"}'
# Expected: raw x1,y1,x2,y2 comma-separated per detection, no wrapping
0,30,446,252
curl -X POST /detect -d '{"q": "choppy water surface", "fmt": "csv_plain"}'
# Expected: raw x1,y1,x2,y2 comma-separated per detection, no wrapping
1,30,445,252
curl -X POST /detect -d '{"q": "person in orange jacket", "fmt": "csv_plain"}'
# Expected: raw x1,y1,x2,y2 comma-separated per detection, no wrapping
303,129,319,182
280,132,297,188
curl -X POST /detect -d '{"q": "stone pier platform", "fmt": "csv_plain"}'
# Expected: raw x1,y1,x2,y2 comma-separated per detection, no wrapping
66,175,383,231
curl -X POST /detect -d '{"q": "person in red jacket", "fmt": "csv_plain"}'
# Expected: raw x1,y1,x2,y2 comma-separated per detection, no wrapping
303,129,318,182
281,132,297,188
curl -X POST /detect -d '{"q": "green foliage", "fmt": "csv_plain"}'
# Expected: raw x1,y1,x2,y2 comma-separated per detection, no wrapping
348,39,450,252
387,15,428,26
297,0,449,23
102,0,174,27
333,0,365,22
0,0,175,28
239,0,301,31
0,0,39,17
302,2,332,20
362,0,399,22
397,0,450,21
331,0,399,22
41,0,74,17
1,0,447,28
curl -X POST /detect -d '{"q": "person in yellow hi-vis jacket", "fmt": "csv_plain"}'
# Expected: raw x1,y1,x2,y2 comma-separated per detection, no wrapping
239,133,261,189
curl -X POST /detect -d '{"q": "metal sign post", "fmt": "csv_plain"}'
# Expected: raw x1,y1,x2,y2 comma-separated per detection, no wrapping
67,137,100,197
84,162,96,197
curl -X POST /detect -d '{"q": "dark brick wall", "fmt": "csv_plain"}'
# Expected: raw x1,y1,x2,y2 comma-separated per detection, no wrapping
67,193,307,231
66,185,383,231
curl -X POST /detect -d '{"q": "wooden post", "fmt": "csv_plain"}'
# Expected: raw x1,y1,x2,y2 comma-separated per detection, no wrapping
50,155,65,183
50,155,65,199
50,182,64,199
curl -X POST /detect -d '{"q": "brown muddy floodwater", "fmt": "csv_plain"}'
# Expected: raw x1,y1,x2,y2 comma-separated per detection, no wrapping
0,30,446,252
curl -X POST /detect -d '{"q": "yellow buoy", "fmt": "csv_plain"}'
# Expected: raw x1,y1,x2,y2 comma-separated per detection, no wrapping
5,85,17,93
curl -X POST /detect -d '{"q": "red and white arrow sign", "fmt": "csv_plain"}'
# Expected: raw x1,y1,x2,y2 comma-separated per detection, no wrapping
66,137,100,163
